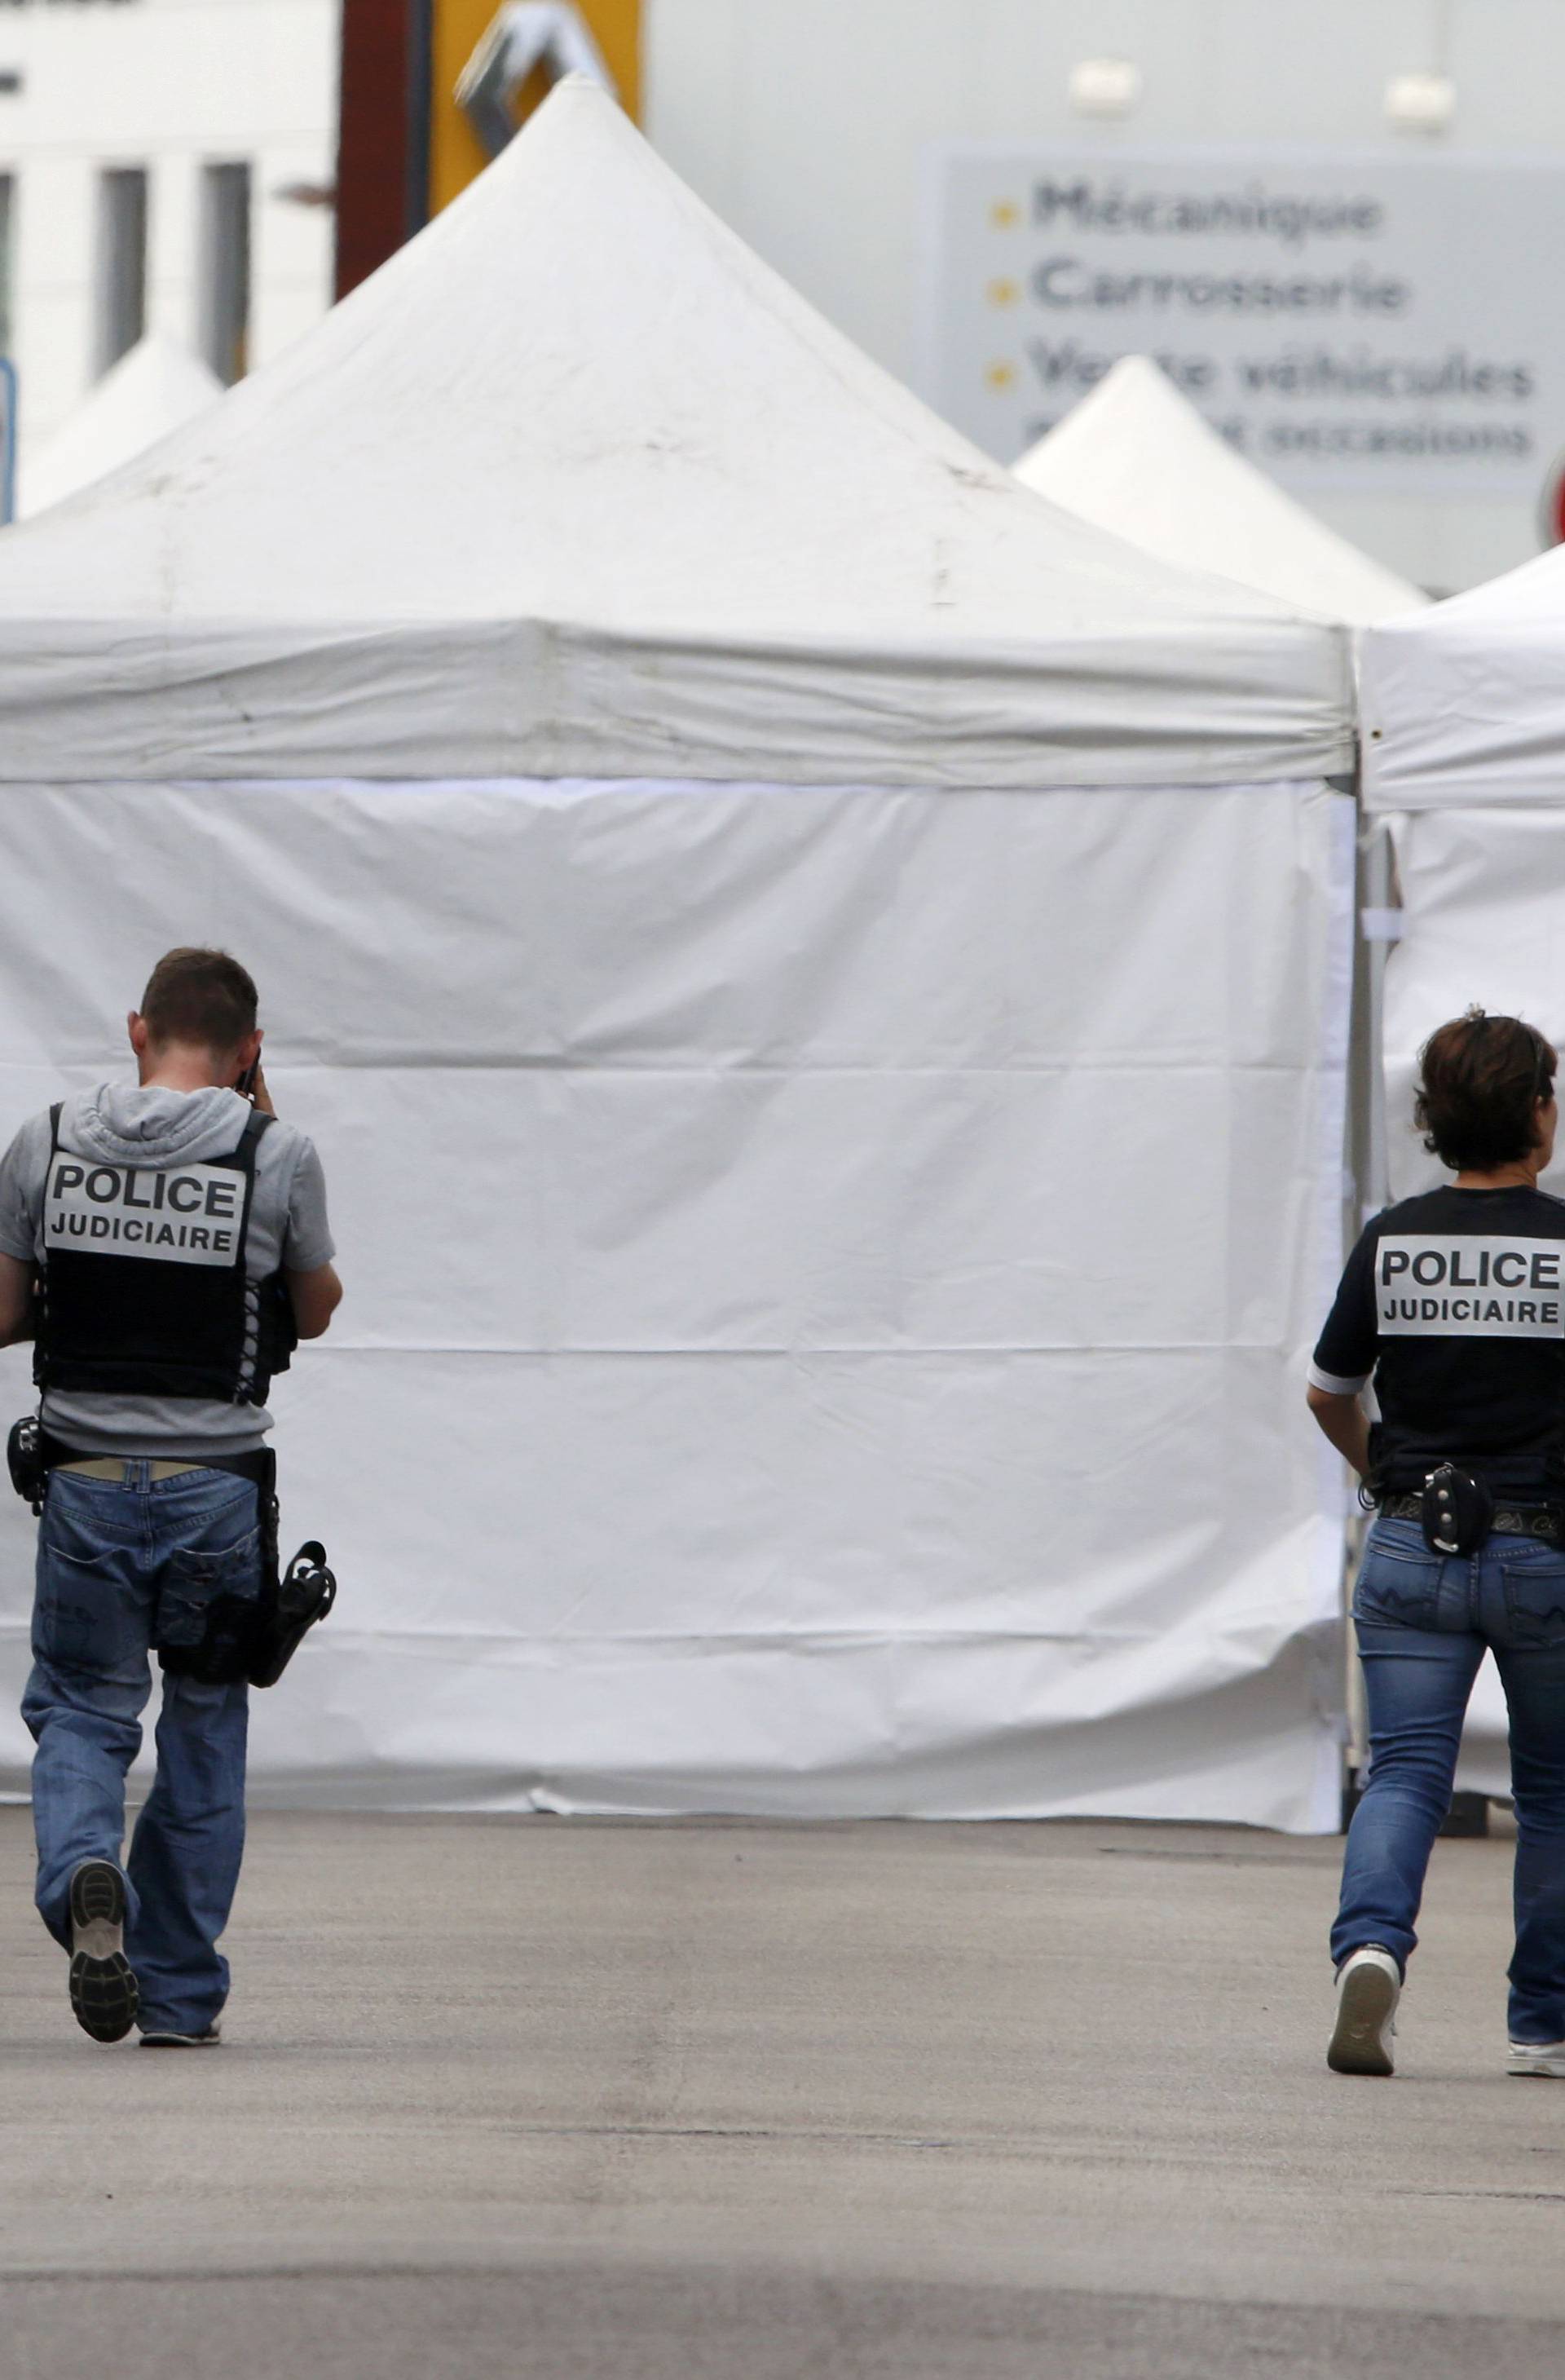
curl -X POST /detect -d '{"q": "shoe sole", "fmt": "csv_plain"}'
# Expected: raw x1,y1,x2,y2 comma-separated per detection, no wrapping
1328,1961,1397,2077
1509,2058,1565,2079
139,2031,221,2049
67,1861,139,2046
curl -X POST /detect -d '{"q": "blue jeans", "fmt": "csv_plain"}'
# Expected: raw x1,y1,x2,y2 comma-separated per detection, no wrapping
22,1463,262,2037
1334,1514,1565,2042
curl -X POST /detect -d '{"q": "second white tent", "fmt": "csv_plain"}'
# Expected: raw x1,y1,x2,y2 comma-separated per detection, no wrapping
1016,355,1426,626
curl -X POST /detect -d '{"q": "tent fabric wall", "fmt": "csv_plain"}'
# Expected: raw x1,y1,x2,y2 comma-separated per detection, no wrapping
1378,810,1565,1209
0,774,1353,1829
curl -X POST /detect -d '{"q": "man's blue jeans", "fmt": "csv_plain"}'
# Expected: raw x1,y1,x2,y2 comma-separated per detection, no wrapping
22,1463,262,2038
1334,1513,1565,2044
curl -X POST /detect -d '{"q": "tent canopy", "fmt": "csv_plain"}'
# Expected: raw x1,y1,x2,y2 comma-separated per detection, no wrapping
1362,542,1565,810
1016,356,1426,629
0,86,1351,788
18,333,223,522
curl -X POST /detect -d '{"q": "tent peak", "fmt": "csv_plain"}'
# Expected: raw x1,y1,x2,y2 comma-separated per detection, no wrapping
1017,354,1426,627
18,331,223,520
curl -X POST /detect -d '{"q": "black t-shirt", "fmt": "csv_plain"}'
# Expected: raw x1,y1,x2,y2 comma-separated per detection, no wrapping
1312,1184,1565,1490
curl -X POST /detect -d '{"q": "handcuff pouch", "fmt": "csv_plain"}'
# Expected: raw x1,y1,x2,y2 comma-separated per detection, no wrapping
1420,1463,1492,1558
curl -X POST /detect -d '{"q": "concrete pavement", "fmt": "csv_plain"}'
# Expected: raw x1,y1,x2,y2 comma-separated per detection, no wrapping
2,1806,1563,2376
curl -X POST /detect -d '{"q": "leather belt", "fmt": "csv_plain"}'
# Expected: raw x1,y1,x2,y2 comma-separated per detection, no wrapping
1380,1492,1562,1543
39,1428,272,1495
58,1457,211,1483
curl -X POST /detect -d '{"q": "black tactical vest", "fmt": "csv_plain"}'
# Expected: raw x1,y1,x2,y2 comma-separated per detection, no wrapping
34,1105,295,1406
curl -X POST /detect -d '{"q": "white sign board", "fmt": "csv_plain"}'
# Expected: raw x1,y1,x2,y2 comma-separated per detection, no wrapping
926,146,1565,497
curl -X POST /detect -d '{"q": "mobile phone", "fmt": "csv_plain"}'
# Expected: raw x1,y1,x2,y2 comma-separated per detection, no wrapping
236,1057,260,1103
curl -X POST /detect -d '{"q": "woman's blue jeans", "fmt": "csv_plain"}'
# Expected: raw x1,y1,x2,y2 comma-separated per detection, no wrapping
21,1463,261,2038
1334,1513,1565,2044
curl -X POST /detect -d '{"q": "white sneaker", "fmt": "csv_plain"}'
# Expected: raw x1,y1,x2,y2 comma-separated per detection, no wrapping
1508,2040,1565,2078
1328,1946,1401,2076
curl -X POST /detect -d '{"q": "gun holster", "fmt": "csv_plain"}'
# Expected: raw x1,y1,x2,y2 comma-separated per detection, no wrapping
249,1541,337,1689
1420,1462,1493,1558
7,1415,46,1515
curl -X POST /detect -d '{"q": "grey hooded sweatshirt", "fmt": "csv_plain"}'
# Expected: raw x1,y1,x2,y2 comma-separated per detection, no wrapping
0,1083,333,1456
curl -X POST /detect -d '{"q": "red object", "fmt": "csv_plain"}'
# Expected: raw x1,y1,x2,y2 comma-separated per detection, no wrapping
336,0,430,300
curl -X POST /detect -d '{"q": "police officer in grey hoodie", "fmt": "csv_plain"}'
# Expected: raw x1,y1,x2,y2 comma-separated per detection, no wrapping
0,949,342,2047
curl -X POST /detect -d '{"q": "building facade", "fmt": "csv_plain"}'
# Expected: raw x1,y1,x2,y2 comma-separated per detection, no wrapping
0,0,337,464
644,0,1565,594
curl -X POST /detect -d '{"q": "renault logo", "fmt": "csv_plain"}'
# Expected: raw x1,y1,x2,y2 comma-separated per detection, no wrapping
456,3,618,158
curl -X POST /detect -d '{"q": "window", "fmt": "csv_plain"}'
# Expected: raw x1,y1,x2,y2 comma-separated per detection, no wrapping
97,166,148,374
200,162,251,386
0,174,13,357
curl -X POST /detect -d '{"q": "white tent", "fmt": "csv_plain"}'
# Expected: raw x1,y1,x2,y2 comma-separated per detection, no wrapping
1361,552,1565,1797
1364,545,1565,811
18,332,222,521
0,85,1357,1828
1016,356,1426,626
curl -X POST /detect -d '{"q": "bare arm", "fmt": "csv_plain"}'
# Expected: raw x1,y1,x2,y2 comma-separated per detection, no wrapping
1306,1384,1371,1481
287,1261,343,1340
0,1252,35,1349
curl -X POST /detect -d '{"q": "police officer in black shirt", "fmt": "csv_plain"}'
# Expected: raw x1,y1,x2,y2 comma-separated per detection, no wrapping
1309,1008,1565,2080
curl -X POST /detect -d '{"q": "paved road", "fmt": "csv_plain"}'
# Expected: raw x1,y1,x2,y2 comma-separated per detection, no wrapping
2,1806,1563,2377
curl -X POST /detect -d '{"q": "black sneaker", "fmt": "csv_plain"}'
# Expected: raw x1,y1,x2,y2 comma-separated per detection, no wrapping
67,1861,139,2044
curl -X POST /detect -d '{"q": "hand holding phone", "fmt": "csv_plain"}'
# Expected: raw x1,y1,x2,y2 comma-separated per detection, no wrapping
235,1056,276,1115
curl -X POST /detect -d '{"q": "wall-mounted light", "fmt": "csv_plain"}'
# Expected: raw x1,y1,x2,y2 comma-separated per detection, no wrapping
1384,73,1455,133
1069,58,1142,120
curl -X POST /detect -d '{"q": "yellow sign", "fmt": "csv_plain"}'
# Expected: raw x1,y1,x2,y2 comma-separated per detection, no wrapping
430,2,642,217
